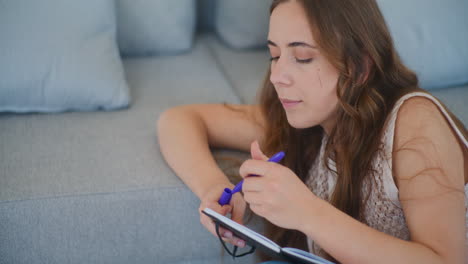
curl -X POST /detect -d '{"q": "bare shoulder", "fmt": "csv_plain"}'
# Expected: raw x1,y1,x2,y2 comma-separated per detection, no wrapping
393,96,465,152
392,95,465,192
391,96,467,262
394,96,450,139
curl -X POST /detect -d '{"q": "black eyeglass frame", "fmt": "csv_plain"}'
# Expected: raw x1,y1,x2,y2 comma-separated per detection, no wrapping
214,221,256,259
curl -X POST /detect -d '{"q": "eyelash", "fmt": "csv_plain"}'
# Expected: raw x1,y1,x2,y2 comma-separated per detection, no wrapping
269,56,279,62
269,56,313,64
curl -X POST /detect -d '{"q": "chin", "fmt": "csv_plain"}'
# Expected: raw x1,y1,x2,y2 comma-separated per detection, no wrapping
285,114,317,129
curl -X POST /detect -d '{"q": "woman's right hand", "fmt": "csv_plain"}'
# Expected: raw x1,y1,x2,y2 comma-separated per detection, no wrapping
199,182,247,248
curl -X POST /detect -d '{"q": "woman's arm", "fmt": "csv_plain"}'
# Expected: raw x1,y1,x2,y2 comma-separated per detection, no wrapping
157,103,266,247
299,97,466,264
157,103,265,198
239,97,465,263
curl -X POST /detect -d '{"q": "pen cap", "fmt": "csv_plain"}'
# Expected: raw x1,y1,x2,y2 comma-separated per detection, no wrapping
218,188,232,205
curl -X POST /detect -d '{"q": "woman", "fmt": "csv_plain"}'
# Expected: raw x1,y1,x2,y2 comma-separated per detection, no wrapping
158,0,467,263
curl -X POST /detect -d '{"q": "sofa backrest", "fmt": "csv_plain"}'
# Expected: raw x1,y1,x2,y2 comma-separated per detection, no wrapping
116,0,468,90
197,0,216,32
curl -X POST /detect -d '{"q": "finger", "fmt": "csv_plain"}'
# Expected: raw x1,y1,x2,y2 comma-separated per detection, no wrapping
243,191,264,206
239,159,278,178
202,201,232,216
200,212,246,248
250,140,269,161
242,176,265,192
230,196,246,225
231,238,246,248
223,236,246,248
199,203,232,237
219,228,246,248
219,226,246,248
221,204,232,215
200,213,232,238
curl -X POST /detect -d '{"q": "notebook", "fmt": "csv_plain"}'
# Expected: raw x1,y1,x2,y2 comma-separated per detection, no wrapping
202,208,335,264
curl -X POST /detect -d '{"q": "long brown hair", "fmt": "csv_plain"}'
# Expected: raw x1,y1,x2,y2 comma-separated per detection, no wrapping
257,0,466,262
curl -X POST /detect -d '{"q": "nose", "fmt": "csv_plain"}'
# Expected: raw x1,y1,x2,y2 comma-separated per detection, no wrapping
269,57,293,87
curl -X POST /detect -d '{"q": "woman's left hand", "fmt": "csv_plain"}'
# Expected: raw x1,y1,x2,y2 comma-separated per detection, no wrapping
240,141,318,230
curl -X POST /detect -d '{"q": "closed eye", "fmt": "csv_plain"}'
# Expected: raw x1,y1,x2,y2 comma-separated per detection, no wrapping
269,57,313,64
296,58,313,64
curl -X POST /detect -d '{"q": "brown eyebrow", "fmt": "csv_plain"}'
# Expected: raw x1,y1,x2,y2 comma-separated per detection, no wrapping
267,40,317,49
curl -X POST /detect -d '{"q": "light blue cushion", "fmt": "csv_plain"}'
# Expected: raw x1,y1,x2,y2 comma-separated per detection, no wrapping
117,0,196,56
0,0,130,113
213,0,468,90
214,0,271,49
377,0,468,90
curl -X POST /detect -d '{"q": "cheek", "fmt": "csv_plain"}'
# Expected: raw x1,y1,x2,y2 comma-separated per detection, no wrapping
303,87,338,121
288,70,339,128
302,69,338,107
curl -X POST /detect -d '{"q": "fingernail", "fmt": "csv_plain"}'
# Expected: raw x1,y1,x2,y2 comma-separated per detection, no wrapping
223,231,232,238
237,240,245,247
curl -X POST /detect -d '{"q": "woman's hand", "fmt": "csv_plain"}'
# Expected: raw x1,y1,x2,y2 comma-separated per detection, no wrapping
240,141,317,231
199,182,248,248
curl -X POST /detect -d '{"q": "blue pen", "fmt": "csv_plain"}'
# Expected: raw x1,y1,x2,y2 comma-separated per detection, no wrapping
218,151,285,206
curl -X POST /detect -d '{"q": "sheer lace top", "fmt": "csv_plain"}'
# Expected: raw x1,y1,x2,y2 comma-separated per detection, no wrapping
306,92,468,256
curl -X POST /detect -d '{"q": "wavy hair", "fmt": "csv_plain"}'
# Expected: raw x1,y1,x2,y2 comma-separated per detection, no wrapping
257,0,466,262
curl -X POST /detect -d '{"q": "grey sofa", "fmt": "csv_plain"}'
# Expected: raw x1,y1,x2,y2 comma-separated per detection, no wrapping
1,1,467,264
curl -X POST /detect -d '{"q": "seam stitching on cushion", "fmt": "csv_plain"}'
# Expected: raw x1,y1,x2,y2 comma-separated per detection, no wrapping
204,34,244,104
0,185,190,205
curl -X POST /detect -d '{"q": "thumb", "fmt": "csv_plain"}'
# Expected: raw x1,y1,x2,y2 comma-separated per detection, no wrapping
250,140,268,161
221,205,232,216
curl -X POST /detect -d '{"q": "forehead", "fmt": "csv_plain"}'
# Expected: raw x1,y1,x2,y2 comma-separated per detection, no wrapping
268,1,316,45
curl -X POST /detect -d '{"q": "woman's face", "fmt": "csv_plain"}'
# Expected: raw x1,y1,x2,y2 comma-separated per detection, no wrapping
268,1,339,132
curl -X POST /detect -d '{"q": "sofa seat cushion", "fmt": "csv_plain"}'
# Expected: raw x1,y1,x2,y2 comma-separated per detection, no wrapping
0,35,239,203
0,35,258,264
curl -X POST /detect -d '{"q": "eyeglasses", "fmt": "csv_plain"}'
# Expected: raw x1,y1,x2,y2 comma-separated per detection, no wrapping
214,221,256,259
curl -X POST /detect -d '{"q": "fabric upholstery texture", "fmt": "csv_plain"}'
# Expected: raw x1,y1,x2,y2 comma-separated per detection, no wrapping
377,0,468,90
116,0,196,56
206,35,270,104
0,0,130,113
197,0,216,32
0,35,260,264
214,0,272,49
0,36,240,203
430,84,468,125
214,0,468,90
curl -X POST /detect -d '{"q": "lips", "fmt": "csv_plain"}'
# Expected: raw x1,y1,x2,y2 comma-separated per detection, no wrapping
280,99,301,103
280,98,302,108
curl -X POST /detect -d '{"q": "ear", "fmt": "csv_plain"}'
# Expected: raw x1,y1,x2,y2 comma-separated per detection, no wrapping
250,140,269,161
